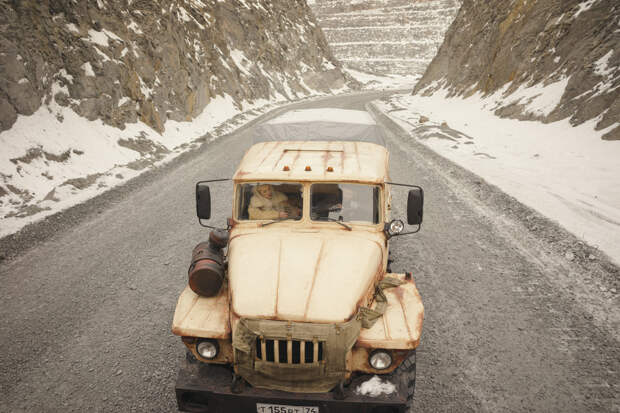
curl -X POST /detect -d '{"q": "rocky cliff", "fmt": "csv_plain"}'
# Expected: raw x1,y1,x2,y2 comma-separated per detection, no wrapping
309,0,460,77
413,0,619,140
0,0,353,236
0,0,347,133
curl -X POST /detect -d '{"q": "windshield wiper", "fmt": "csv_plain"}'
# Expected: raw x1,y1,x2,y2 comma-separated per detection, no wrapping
324,217,352,231
260,217,297,227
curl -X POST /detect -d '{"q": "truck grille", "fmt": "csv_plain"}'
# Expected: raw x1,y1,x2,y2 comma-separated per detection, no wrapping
255,337,324,364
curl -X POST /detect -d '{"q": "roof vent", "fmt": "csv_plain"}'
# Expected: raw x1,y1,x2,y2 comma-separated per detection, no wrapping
326,166,334,172
282,165,290,171
305,166,312,171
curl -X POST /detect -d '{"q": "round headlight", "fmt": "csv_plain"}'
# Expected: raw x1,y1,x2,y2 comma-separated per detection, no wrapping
389,219,405,236
196,339,219,359
369,350,393,370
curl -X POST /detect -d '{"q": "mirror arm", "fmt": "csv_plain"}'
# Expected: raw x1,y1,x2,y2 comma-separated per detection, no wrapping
198,219,217,229
197,178,231,184
385,181,422,190
198,218,228,231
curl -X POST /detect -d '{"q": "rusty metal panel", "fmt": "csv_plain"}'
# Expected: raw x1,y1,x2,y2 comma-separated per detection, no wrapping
357,273,424,349
233,141,389,183
171,284,231,338
227,230,385,323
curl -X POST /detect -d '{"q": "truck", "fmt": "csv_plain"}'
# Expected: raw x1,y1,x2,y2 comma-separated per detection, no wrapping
172,108,425,413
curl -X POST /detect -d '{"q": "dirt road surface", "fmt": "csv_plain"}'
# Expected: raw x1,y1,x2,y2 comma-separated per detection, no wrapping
1,92,618,412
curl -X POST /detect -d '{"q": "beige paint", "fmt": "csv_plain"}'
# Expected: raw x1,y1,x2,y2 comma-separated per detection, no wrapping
227,230,384,323
172,139,424,379
357,274,424,349
171,283,230,338
233,141,389,183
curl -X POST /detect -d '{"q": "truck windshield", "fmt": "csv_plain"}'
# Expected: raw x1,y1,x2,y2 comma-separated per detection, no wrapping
311,183,380,224
237,182,303,221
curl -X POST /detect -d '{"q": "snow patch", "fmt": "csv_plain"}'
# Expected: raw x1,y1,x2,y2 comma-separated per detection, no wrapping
493,77,570,117
594,50,616,78
355,376,397,397
81,62,95,77
127,21,143,35
344,68,421,90
86,29,109,47
230,49,252,76
58,69,74,84
574,0,599,18
102,29,122,42
85,28,122,48
375,91,620,265
93,46,110,62
66,23,79,33
118,96,131,107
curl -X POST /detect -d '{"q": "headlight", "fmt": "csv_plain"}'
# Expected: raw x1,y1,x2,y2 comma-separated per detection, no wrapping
196,339,219,359
369,350,392,370
388,220,404,236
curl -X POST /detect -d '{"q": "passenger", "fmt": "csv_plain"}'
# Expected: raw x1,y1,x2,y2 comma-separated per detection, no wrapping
248,184,301,220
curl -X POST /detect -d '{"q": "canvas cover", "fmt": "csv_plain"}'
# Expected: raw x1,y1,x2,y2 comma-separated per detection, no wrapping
251,122,386,146
251,109,386,146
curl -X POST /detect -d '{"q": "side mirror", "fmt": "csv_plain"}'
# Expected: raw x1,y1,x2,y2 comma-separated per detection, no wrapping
407,188,423,225
196,183,211,220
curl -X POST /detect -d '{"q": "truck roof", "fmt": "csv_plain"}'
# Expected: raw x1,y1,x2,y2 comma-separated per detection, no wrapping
233,140,389,183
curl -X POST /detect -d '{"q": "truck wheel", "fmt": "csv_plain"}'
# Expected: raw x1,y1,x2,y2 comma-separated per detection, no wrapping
392,349,416,410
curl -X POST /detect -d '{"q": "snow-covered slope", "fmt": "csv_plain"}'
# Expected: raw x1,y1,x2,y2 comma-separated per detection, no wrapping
414,0,619,140
310,0,460,81
375,92,620,265
0,0,352,237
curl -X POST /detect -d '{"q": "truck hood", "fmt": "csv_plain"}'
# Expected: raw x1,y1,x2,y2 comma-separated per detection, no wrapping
228,231,384,323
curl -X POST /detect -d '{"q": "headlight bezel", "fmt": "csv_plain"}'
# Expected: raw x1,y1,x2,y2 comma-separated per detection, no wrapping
196,339,219,360
368,349,393,370
389,219,405,235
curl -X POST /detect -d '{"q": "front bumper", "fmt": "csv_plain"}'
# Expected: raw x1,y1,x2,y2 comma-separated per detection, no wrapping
176,360,408,413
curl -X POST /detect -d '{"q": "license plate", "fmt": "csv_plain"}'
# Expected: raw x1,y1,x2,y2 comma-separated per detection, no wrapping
256,403,319,413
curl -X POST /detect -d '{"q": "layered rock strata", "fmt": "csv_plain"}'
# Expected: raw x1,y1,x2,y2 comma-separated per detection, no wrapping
310,0,461,76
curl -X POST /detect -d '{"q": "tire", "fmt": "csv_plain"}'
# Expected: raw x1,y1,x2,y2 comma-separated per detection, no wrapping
391,349,416,411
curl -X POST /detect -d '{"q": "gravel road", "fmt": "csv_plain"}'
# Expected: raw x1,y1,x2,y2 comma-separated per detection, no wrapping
0,91,618,412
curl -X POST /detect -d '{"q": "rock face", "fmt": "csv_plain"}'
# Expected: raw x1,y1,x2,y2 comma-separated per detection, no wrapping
309,0,461,76
413,0,620,140
0,0,348,133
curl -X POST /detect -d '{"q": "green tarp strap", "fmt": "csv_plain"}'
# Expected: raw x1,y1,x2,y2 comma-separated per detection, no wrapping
358,276,405,329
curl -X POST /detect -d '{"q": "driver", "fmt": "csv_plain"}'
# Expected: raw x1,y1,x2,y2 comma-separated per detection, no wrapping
248,184,301,220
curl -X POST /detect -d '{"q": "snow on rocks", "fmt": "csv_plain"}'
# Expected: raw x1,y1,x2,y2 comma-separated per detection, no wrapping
343,68,421,90
373,91,620,266
0,91,333,238
0,0,353,239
